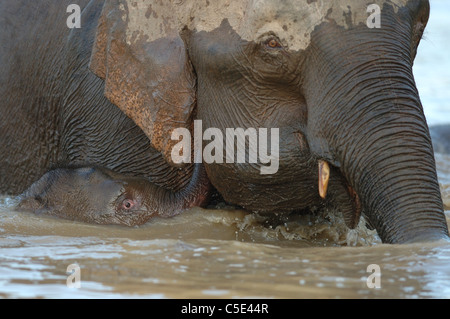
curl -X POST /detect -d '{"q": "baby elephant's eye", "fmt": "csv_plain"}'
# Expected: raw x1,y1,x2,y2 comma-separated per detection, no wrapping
122,199,135,210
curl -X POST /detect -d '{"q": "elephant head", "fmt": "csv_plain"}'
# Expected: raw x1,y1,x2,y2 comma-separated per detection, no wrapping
89,0,449,243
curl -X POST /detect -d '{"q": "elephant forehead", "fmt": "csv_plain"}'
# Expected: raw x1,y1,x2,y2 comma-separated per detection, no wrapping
119,0,408,50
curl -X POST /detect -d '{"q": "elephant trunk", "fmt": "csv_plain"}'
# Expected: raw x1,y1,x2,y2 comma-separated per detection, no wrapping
154,163,211,218
339,108,448,243
303,25,449,243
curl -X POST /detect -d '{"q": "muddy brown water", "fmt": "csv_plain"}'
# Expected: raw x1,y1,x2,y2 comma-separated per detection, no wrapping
0,153,449,299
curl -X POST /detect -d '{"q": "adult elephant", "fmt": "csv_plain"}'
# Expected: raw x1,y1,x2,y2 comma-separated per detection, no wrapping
0,0,448,244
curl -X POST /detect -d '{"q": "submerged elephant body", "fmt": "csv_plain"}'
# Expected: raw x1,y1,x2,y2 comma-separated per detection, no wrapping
1,0,448,243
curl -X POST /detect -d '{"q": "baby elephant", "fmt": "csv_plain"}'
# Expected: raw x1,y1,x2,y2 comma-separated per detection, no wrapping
16,165,210,227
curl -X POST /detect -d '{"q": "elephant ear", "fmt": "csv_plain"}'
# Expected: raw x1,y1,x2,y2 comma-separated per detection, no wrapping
89,0,196,166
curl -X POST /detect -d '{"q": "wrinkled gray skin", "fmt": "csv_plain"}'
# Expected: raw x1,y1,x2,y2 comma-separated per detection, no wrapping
1,0,449,243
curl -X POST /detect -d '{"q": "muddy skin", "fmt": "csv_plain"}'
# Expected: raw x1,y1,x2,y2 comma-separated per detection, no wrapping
17,164,210,226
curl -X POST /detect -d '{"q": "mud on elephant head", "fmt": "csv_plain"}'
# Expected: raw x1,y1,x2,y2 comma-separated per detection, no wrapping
88,0,449,244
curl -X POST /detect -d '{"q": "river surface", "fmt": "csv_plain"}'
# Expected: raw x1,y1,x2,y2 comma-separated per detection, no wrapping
1,0,450,299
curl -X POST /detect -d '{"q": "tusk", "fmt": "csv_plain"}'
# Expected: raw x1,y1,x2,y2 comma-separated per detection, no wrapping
318,160,330,199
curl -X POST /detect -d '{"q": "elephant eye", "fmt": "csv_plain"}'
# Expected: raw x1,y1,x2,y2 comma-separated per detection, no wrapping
121,199,135,210
265,38,283,49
